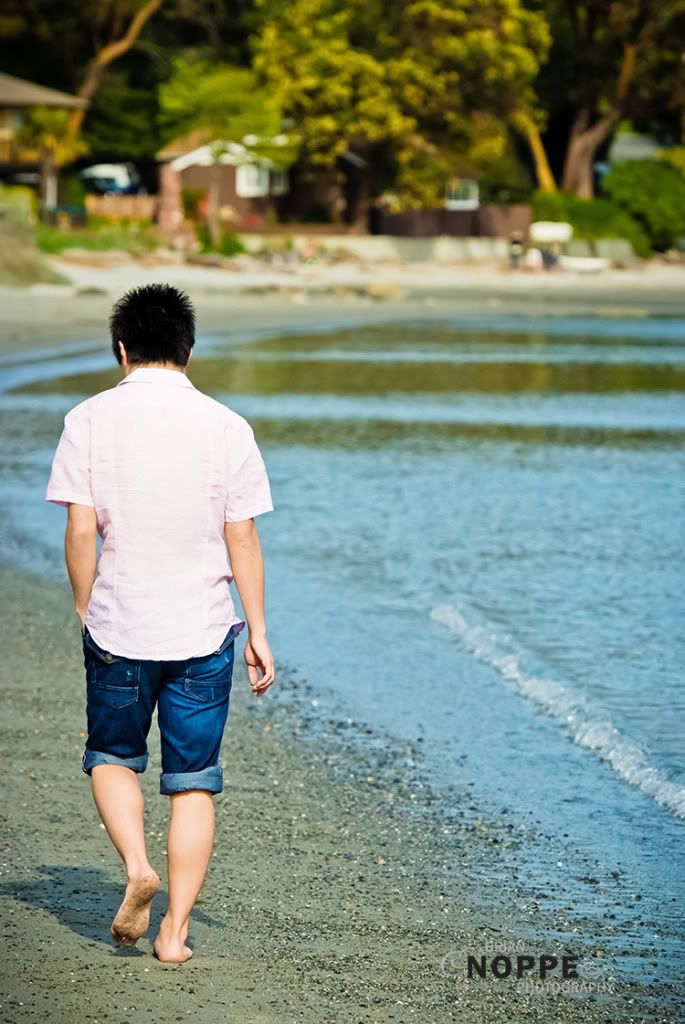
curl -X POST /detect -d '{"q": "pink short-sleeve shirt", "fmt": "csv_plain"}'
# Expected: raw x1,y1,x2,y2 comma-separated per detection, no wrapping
45,366,274,660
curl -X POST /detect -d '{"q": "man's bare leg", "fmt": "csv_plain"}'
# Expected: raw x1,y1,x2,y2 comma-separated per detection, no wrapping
91,764,161,946
152,790,215,963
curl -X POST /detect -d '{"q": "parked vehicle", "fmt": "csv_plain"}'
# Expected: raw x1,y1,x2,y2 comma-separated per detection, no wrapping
79,163,145,196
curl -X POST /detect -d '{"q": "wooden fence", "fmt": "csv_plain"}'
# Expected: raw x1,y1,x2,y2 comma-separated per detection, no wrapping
85,194,157,221
371,204,531,239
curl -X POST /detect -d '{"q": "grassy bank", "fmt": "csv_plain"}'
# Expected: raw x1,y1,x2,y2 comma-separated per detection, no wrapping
0,221,67,287
36,218,161,257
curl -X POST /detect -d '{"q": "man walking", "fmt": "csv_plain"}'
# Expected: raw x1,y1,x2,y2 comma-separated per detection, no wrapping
45,284,275,963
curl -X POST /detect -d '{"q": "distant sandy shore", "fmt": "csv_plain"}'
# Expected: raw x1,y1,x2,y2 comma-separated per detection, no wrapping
0,256,684,357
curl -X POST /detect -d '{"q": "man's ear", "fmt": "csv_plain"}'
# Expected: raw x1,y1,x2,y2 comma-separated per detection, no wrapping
118,340,127,366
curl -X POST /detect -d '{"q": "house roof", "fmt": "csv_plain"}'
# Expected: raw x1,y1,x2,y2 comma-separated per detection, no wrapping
156,128,214,161
157,129,289,170
158,132,270,171
0,72,86,109
169,143,259,172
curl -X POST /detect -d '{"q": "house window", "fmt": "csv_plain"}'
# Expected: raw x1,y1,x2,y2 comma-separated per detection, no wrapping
445,178,479,211
236,164,269,198
270,169,289,195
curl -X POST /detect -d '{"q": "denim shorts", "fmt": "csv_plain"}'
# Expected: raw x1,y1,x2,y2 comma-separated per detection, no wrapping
80,623,242,795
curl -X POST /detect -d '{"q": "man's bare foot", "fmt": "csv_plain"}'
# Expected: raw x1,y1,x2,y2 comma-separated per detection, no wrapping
111,869,161,947
152,914,193,963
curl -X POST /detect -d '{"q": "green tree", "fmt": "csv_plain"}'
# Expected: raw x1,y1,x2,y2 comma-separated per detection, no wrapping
253,0,550,221
83,75,162,156
253,1,413,222
159,56,294,242
530,1,685,197
66,0,166,143
158,57,284,150
388,0,550,204
0,0,233,148
15,108,89,208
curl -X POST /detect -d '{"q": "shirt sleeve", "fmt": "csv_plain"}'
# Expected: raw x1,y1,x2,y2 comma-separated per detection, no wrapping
45,406,95,508
224,420,274,523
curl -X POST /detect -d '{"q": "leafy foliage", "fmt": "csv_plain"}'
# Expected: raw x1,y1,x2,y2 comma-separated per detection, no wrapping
602,160,685,251
532,190,650,258
0,186,67,284
83,76,162,157
530,1,685,192
15,108,89,165
158,56,294,167
0,0,680,211
36,217,160,254
252,0,549,208
195,223,246,256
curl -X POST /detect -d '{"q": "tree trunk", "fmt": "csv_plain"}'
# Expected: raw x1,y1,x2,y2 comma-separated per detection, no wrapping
561,43,637,198
520,114,556,193
342,163,371,231
561,107,621,198
40,149,57,211
67,0,165,143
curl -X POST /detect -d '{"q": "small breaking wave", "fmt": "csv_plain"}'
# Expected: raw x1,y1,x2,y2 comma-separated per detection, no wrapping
431,603,685,820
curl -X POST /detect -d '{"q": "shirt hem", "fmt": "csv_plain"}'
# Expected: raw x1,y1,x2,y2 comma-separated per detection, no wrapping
84,617,246,661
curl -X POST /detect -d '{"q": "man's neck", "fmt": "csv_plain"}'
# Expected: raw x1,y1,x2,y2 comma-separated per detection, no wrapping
123,362,187,378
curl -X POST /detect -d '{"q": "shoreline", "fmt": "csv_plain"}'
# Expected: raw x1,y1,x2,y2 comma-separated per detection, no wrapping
1,565,681,1023
1,265,685,361
1,284,683,1021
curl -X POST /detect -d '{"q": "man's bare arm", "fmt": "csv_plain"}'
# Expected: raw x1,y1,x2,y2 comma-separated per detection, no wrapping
65,503,98,631
224,518,275,697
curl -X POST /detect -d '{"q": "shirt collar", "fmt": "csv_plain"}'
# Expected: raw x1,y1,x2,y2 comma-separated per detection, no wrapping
117,367,195,389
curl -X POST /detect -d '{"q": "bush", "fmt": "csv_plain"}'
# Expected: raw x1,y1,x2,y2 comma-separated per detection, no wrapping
659,147,685,176
601,159,685,251
0,219,66,285
181,188,205,220
0,184,37,225
195,223,245,257
478,153,534,204
531,190,651,258
36,219,160,255
216,231,246,257
59,175,87,209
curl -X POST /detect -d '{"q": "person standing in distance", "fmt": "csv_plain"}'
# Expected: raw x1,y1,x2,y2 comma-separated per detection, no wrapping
45,283,275,963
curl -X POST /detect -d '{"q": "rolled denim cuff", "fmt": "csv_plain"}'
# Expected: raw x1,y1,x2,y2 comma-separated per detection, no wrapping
82,748,149,775
160,764,223,795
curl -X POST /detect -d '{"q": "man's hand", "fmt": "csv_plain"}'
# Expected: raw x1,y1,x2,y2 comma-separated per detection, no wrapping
244,631,275,697
224,518,274,697
75,607,87,634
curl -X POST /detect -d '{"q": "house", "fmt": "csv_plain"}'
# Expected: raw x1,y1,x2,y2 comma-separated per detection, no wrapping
0,72,86,204
156,129,289,231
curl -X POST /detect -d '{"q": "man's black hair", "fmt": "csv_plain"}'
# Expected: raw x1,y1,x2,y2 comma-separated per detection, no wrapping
110,284,196,367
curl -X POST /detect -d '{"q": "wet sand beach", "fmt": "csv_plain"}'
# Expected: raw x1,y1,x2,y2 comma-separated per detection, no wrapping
1,563,681,1023
1,276,684,1022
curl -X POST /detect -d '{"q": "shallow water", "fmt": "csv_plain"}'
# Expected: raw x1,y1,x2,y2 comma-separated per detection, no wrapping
2,313,684,982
